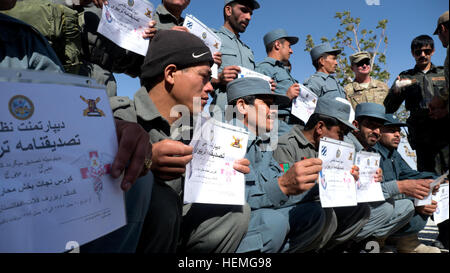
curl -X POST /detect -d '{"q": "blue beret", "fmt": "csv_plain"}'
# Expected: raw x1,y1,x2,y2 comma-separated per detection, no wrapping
226,77,290,107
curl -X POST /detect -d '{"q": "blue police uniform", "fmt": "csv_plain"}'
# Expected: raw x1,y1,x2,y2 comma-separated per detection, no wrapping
304,71,347,99
211,26,256,111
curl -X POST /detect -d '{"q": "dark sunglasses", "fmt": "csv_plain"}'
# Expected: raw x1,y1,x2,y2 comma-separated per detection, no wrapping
413,49,433,56
356,59,370,67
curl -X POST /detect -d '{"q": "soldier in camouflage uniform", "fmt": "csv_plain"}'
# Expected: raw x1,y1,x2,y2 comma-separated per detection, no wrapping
384,35,449,175
345,51,389,109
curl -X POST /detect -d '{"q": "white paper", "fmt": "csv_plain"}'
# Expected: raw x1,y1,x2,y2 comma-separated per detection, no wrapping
291,84,318,123
184,116,249,205
318,137,357,208
433,183,449,225
183,14,221,79
397,127,417,170
97,0,154,56
237,66,272,83
0,81,126,253
354,151,385,203
415,171,449,206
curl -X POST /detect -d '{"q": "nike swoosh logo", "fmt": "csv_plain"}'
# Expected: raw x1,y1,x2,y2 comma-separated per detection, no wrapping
192,52,209,58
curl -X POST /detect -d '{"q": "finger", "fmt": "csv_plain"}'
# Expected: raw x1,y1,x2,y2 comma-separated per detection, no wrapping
155,154,193,168
233,162,250,174
120,137,149,191
158,141,193,157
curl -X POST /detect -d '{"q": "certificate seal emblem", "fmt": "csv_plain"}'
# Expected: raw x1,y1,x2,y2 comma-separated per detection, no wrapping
202,32,207,39
128,0,134,7
9,95,34,120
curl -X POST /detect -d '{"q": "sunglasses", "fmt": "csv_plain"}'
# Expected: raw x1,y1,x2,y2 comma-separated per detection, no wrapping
356,59,371,67
413,49,433,56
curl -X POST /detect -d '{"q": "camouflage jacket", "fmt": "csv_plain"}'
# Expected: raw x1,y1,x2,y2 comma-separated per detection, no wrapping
344,78,389,109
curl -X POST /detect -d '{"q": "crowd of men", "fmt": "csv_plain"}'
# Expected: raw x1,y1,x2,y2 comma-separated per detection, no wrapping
0,0,448,253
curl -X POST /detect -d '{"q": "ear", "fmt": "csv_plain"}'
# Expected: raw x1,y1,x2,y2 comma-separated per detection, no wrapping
352,120,359,133
315,121,326,136
224,5,232,17
236,99,248,115
164,64,178,86
274,40,282,50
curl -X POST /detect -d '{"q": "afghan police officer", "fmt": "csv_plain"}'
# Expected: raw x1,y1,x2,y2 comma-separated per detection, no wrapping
210,0,260,112
110,30,251,253
384,35,449,175
304,42,346,99
256,28,300,135
273,97,373,252
375,114,441,253
226,77,327,253
345,51,389,109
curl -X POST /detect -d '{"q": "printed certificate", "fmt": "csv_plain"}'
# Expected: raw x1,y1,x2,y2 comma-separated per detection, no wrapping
0,71,126,252
184,115,248,206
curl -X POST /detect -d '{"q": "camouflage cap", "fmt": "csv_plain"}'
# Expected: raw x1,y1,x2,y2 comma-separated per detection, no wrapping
349,51,371,65
434,10,449,35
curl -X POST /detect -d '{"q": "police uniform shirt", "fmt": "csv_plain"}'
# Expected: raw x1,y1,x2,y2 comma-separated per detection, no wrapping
373,142,437,200
110,87,191,195
256,57,297,116
344,78,389,109
234,118,292,209
272,124,322,203
212,26,256,110
303,71,347,100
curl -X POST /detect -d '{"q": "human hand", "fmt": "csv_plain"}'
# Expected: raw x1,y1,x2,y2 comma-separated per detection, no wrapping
350,165,360,182
374,168,383,183
278,158,322,196
416,200,438,216
219,66,241,86
233,158,250,174
286,83,300,100
150,139,193,181
393,76,413,94
171,26,190,33
112,119,152,192
92,0,108,8
398,179,434,199
269,79,277,92
213,52,222,67
142,20,157,39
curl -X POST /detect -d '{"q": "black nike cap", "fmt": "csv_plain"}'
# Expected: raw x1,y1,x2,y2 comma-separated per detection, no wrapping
140,30,214,80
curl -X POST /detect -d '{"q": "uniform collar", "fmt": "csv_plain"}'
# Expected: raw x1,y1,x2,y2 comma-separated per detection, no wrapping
261,57,284,67
292,125,316,150
373,142,394,159
352,78,377,91
413,63,438,73
133,87,165,122
314,71,334,80
156,4,184,25
220,25,240,40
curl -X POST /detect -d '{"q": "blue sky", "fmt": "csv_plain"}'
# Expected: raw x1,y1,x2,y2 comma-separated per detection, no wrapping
115,0,449,99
